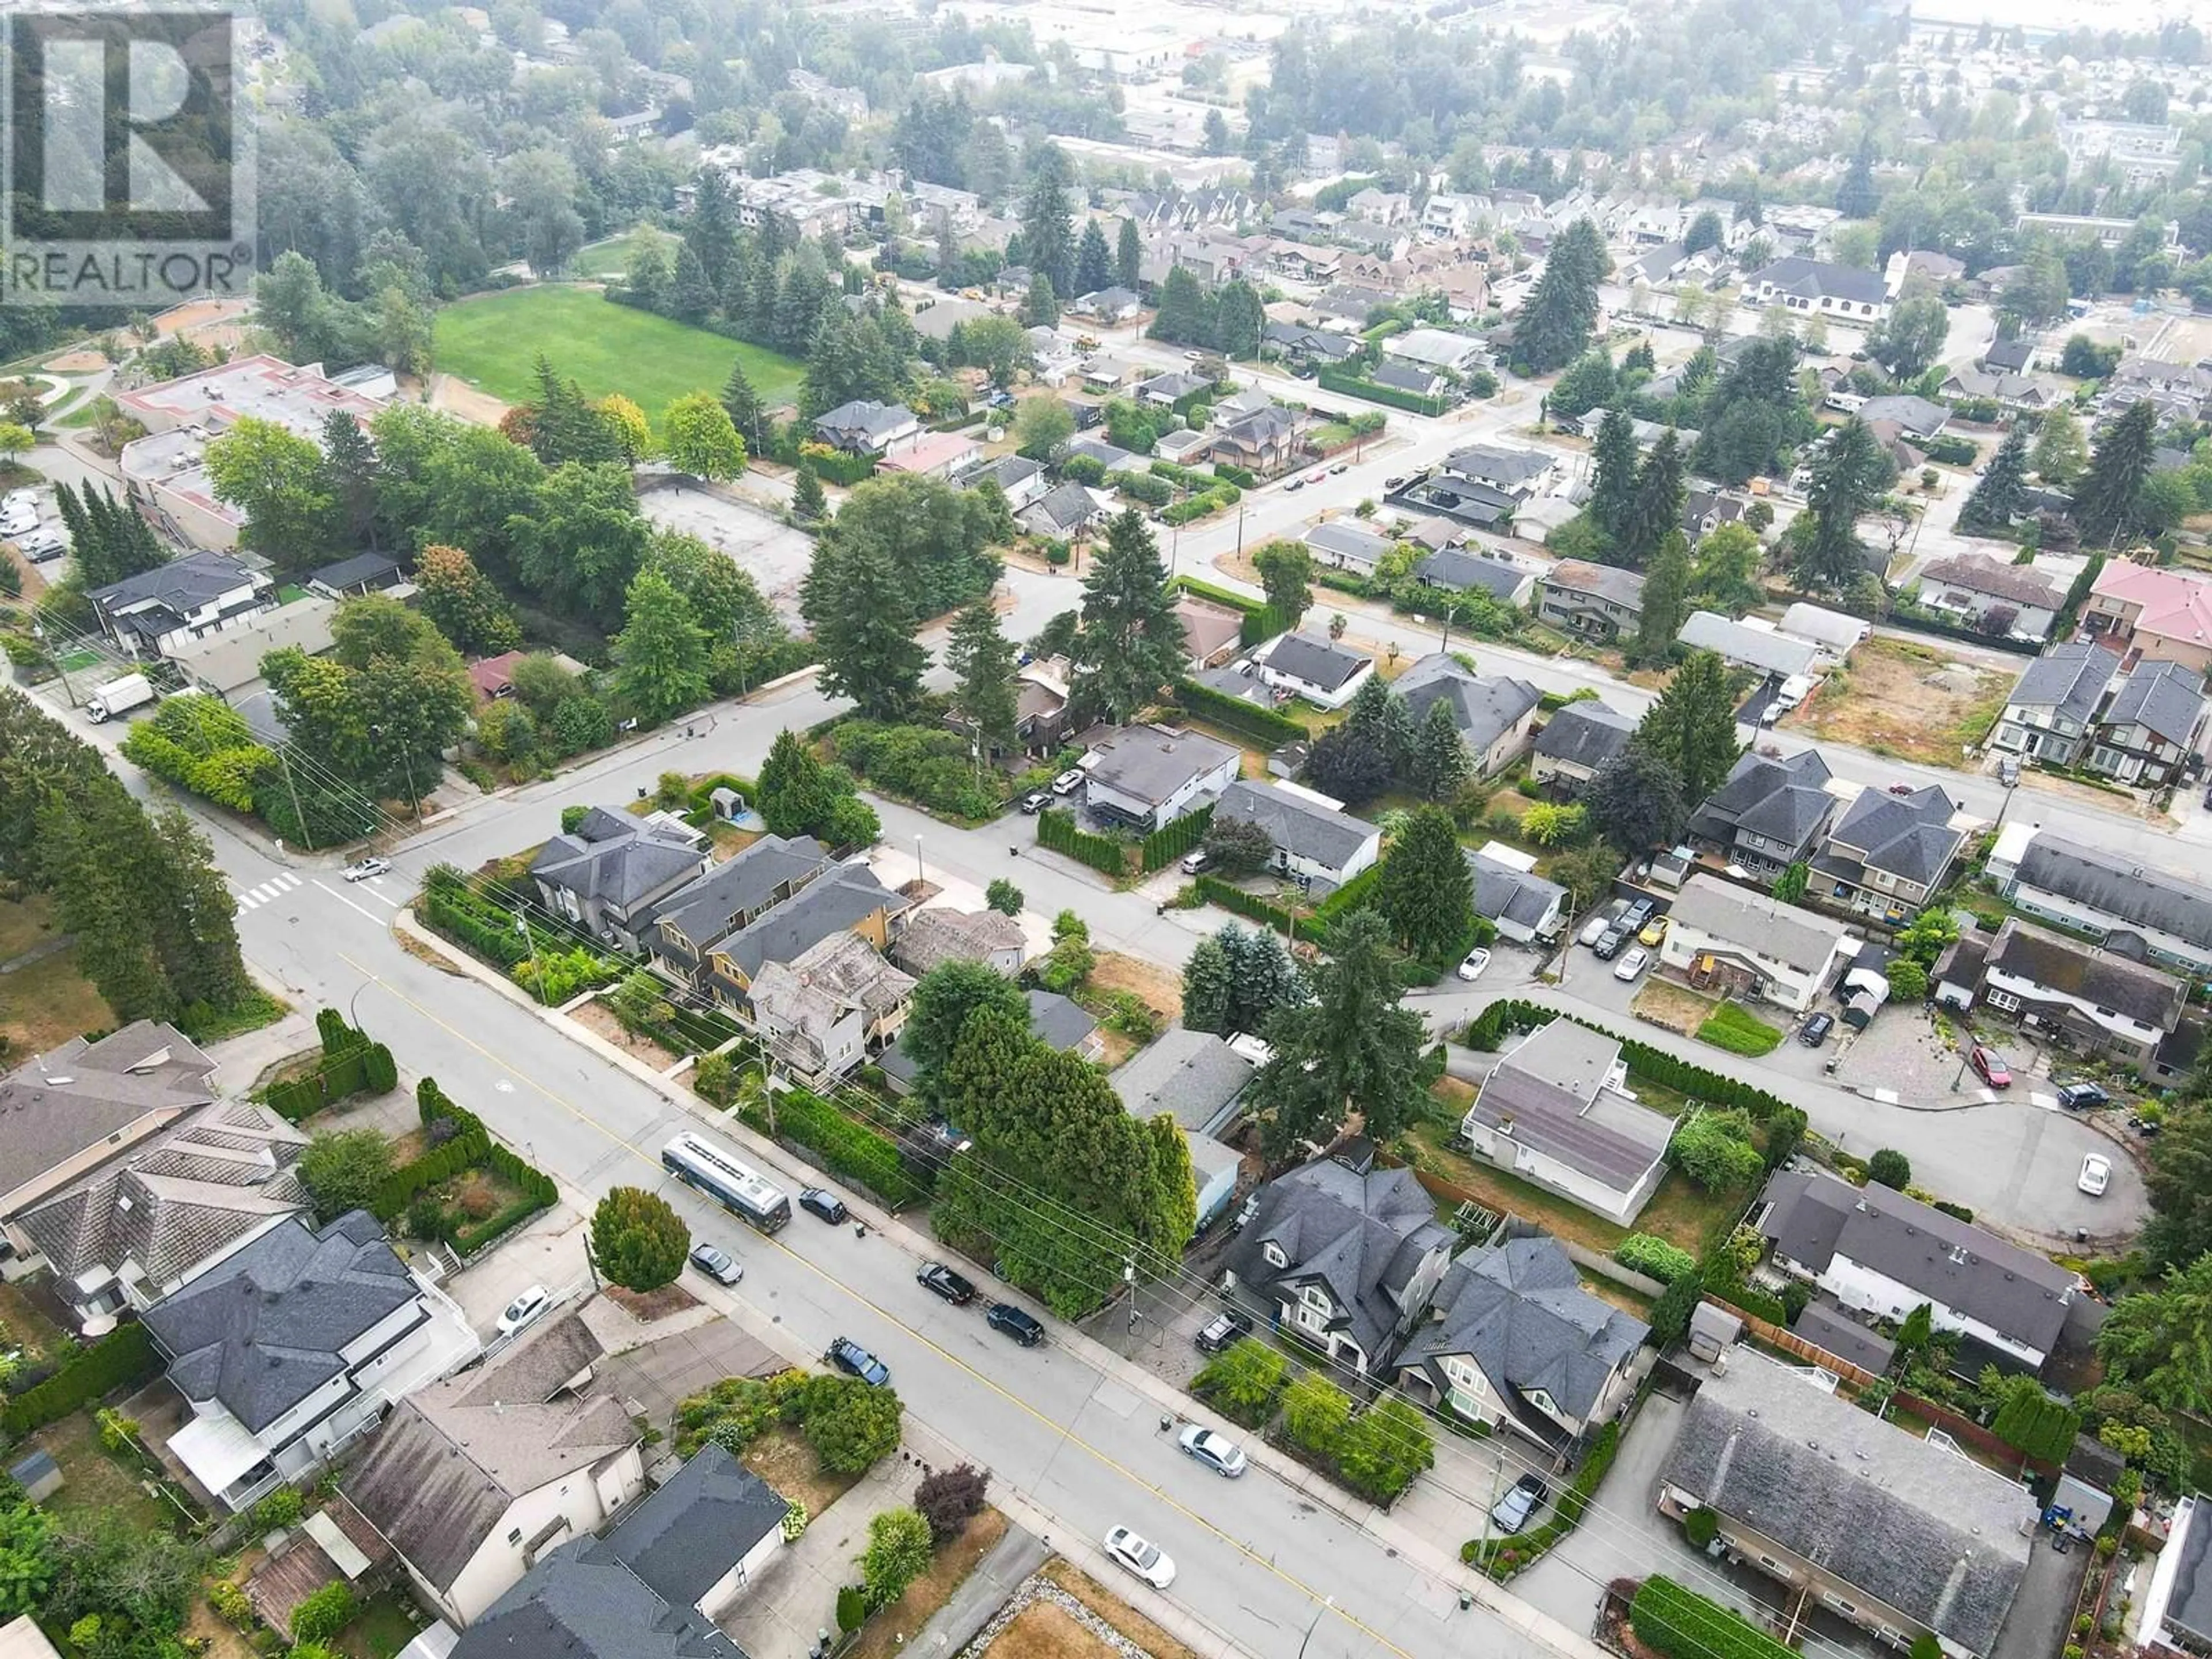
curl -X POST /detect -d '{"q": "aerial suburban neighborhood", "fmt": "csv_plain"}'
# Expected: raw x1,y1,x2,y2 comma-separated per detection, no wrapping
9,4,2212,1659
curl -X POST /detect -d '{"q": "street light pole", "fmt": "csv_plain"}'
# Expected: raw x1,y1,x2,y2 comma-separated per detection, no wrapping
914,834,925,887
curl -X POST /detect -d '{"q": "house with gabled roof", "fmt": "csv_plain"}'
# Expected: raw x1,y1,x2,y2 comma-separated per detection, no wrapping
2083,558,2212,674
1396,654,1541,777
1211,778,1381,891
639,834,831,991
1302,519,1393,577
530,806,709,951
2085,657,2208,789
1657,1349,2034,1659
1467,846,1568,944
1660,873,1852,1014
1916,554,2062,642
812,399,919,456
890,907,1026,978
1396,1232,1646,1449
1459,1018,1673,1225
1530,700,1637,795
704,859,911,1007
1413,544,1536,608
1741,256,1892,323
345,1310,644,1628
749,931,915,1082
142,1210,481,1512
1534,561,1643,642
1941,916,2188,1079
1255,631,1374,709
1018,480,1112,540
1210,403,1301,474
1220,1161,1455,1376
1810,785,1964,922
1677,611,1820,682
1991,641,2122,768
1687,749,1839,880
1988,825,2212,978
87,550,276,660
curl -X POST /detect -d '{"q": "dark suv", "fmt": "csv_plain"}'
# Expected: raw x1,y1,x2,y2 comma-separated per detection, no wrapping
1196,1309,1253,1354
916,1262,976,1304
800,1187,849,1225
1593,925,1630,961
1798,1013,1834,1048
986,1302,1046,1347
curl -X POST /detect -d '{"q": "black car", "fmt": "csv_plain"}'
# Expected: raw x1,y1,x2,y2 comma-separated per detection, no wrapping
1592,925,1630,961
800,1187,849,1225
825,1336,890,1387
986,1302,1046,1347
1798,1013,1834,1048
917,1262,976,1304
1195,1309,1253,1354
2058,1082,2111,1111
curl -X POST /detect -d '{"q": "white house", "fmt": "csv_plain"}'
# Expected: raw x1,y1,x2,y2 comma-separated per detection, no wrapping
1255,631,1374,710
748,931,914,1081
345,1311,645,1629
1210,778,1381,890
143,1211,482,1512
1986,824,2212,978
1659,873,1853,1014
1078,724,1240,831
1302,519,1394,577
1754,1169,2077,1373
86,551,277,660
1459,1018,1673,1225
1740,256,1892,324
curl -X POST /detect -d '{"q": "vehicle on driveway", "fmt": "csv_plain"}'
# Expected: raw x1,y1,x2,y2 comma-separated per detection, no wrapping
1578,905,1622,948
690,1244,743,1285
1195,1309,1252,1353
1104,1526,1176,1589
2057,1082,2109,1111
342,855,391,882
1969,1044,2012,1088
1019,791,1050,814
1180,849,1210,875
1456,946,1491,982
1490,1473,1547,1535
1051,768,1085,796
2078,1154,2111,1196
1638,915,1668,947
1177,1425,1247,1477
826,1335,890,1386
497,1285,549,1336
916,1262,976,1304
1593,926,1630,961
986,1302,1046,1346
1612,946,1649,982
800,1187,850,1224
1798,1013,1834,1048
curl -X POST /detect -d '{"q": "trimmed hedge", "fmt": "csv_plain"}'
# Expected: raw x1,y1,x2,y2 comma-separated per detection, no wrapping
1141,804,1214,872
797,444,874,486
1464,1419,1620,1576
1465,1001,1791,1122
1194,873,1328,943
1212,461,1257,488
1240,603,1301,648
1992,1389,2081,1463
266,1009,396,1121
1037,807,1131,877
1318,367,1448,416
738,1086,928,1208
2,1324,161,1435
1169,679,1308,747
1615,1234,1698,1284
1631,1575,1801,1659
420,866,531,968
1167,574,1263,616
370,1077,558,1255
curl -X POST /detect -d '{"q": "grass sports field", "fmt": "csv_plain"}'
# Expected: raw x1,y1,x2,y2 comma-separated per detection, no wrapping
433,285,804,414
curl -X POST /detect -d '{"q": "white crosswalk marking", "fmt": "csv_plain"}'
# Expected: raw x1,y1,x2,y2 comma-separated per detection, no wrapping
233,870,305,912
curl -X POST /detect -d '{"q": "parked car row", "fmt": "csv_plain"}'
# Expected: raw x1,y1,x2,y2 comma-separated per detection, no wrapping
914,1256,1046,1346
1583,897,1658,962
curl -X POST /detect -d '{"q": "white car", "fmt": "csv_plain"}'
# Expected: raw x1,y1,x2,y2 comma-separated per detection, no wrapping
1456,946,1491,982
497,1285,550,1336
1177,1425,1247,1478
1104,1525,1176,1589
342,855,391,882
1577,912,1614,948
0,509,36,538
2078,1153,2111,1197
1612,947,1649,982
1050,768,1085,796
1180,849,1210,875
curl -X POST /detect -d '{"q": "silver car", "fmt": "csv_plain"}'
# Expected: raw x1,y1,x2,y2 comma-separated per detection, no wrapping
1177,1424,1247,1478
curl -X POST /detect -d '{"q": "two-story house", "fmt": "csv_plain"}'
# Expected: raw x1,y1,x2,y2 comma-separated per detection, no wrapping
143,1210,481,1512
748,931,916,1081
1110,1030,1251,1228
1459,1017,1674,1225
1687,751,1839,881
1753,1168,2077,1373
1438,443,1555,501
1934,917,2188,1078
1533,561,1645,642
704,860,911,1010
344,1310,645,1630
1209,404,1301,475
1529,700,1637,796
1396,655,1542,777
1210,778,1381,892
2085,658,2207,788
1809,785,1964,922
638,835,831,991
2082,558,2212,675
530,807,710,952
1990,641,2122,768
1659,1350,2034,1659
1915,555,2063,642
1395,1232,1646,1450
1660,873,1853,1014
1221,1160,1455,1376
811,399,921,457
1077,724,1241,831
1987,824,2212,978
88,552,278,660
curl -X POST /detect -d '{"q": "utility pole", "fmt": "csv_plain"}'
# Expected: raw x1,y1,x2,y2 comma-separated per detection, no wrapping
278,748,315,851
516,910,546,1005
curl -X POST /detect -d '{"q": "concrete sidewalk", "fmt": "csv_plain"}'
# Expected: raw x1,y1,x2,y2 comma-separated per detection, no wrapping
914,1520,1051,1658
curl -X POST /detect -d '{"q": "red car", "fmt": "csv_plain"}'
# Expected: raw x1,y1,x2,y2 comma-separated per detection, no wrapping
1970,1044,2012,1088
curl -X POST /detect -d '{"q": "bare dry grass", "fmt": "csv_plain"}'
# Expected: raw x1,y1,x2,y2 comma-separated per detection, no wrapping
571,998,679,1065
32,1411,175,1533
740,1423,856,1520
0,926,116,1056
1087,952,1183,1022
1781,637,2010,766
1631,979,1721,1036
604,1281,699,1322
986,1599,1123,1659
849,1508,1010,1659
1040,1560,1202,1659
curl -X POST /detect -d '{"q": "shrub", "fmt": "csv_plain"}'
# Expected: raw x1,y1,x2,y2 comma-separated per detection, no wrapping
590,1187,691,1291
1695,1002,1783,1057
738,1086,926,1206
1036,806,1130,877
862,1507,935,1610
1631,1575,1798,1659
1615,1234,1698,1284
207,1581,255,1630
1683,1506,1718,1548
914,1463,990,1544
836,1585,868,1633
1334,1396,1433,1504
1669,1109,1764,1192
1282,1373,1352,1458
1867,1149,1911,1190
249,1487,304,1533
985,878,1022,914
1,1325,160,1434
1194,1338,1287,1427
290,1583,355,1644
800,1376,903,1474
694,1051,738,1105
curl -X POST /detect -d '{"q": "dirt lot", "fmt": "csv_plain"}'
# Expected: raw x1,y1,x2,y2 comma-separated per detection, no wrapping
1631,979,1721,1035
571,999,680,1066
987,1599,1120,1659
604,1281,699,1322
1088,951,1183,1022
1781,637,2012,766
427,372,510,426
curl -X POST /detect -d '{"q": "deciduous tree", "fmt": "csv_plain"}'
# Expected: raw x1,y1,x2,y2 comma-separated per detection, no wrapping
298,1129,396,1222
661,391,748,480
1253,540,1315,624
612,567,713,724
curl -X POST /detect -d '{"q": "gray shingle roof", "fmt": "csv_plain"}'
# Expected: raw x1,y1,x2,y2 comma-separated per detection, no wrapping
1443,443,1550,490
306,553,402,592
1396,655,1541,753
1214,779,1377,873
1398,1234,1646,1431
715,861,907,983
638,835,829,955
1463,1019,1672,1190
1025,988,1099,1053
1748,256,1889,308
530,809,704,910
1415,547,1529,600
1790,1301,1897,1374
1532,702,1637,772
1225,1162,1453,1362
1677,611,1819,679
2103,658,2206,746
0,1021,216,1201
813,399,915,441
1302,521,1393,568
2012,833,2212,955
1262,632,1371,693
1083,725,1239,808
954,453,1043,495
1859,393,1949,437
1540,560,1645,609
1022,480,1107,535
2005,641,2118,724
1668,874,1848,976
1826,785,1963,887
1756,1169,2075,1357
1921,554,2061,609
452,1534,744,1659
603,1443,787,1612
2166,1501,2212,1647
1111,1029,1255,1135
89,550,256,610
143,1211,420,1431
1372,360,1445,394
1661,1349,2035,1656
1691,750,1836,854
1984,916,2187,1029
1467,850,1567,931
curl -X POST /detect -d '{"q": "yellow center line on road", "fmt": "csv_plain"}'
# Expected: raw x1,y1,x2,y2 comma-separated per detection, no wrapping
343,952,1422,1659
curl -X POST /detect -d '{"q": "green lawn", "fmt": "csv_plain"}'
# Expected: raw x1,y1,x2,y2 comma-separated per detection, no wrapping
569,229,661,281
1695,999,1785,1057
432,286,803,414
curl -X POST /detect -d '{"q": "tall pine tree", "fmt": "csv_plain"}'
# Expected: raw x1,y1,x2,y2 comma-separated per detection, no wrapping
1631,531,1692,667
1073,219,1112,297
1516,218,1607,373
1793,416,1884,589
1020,143,1075,300
1959,424,2029,532
1617,428,1686,569
1377,806,1475,965
1588,407,1639,548
1634,649,1740,803
1116,217,1142,290
801,526,928,720
720,361,768,457
2074,399,2157,548
946,596,1020,756
1073,509,1184,722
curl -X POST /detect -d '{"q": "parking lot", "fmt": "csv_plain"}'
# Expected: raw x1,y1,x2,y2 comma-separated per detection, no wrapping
639,482,818,628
